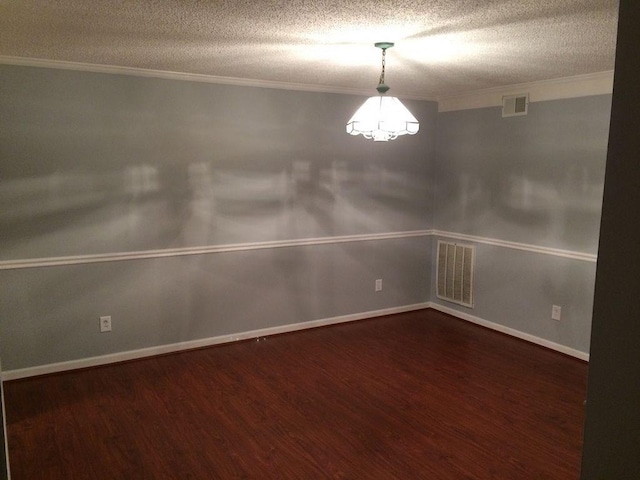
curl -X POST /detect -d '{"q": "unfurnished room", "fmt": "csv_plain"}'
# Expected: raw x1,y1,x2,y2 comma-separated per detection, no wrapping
2,1,640,479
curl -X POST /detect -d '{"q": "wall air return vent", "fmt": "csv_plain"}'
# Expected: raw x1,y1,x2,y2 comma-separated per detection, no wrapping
502,93,529,117
436,241,475,308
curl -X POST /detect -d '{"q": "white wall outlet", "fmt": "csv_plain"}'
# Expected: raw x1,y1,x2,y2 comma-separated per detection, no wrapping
100,315,112,332
551,305,562,321
375,279,383,292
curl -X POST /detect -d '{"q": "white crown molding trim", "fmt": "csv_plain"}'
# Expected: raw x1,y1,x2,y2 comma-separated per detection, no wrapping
0,55,436,102
0,56,610,107
427,302,590,361
433,230,597,263
438,71,615,112
0,230,433,271
1,303,430,381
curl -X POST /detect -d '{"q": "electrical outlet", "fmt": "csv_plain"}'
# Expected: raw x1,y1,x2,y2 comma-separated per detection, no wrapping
375,279,383,292
100,315,112,332
551,305,562,321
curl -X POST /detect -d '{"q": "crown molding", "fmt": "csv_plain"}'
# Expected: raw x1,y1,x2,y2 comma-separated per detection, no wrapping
0,55,435,101
0,55,612,110
438,71,615,112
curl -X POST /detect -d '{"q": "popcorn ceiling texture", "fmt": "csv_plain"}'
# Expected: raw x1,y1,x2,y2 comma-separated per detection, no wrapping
0,0,618,98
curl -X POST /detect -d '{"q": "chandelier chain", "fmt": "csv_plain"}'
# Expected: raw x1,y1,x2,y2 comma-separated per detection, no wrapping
378,47,386,86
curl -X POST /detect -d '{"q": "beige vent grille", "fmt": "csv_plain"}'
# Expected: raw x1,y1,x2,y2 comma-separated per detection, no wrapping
502,93,529,117
436,241,475,308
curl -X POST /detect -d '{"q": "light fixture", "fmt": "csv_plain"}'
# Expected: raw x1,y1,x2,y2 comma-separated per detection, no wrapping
346,42,419,142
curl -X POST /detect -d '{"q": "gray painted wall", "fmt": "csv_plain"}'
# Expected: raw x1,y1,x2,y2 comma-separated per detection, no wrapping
435,96,610,254
0,65,436,371
1,66,435,260
432,96,611,353
431,238,596,353
0,62,612,371
1,238,431,370
582,0,640,475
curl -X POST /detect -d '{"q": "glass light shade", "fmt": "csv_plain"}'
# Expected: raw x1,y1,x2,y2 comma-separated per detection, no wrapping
346,96,419,141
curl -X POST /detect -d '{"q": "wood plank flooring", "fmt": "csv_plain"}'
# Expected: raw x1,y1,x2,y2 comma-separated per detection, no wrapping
4,309,588,479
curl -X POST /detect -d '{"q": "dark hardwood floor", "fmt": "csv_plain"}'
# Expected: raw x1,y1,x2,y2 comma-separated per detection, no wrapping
4,309,588,479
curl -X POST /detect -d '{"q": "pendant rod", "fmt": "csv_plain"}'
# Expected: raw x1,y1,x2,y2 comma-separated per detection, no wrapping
374,42,394,94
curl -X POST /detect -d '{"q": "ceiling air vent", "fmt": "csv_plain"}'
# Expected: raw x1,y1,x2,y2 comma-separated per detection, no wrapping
436,241,475,308
502,93,529,117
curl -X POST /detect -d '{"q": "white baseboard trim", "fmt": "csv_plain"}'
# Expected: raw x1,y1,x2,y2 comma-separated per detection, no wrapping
427,302,590,361
2,301,589,381
2,303,430,381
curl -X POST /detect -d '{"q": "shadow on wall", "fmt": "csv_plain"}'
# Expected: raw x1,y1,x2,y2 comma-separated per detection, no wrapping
0,64,435,261
437,161,605,252
434,98,610,253
0,154,431,261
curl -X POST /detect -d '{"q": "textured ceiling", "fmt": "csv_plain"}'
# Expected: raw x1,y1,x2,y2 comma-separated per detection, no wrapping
0,0,619,98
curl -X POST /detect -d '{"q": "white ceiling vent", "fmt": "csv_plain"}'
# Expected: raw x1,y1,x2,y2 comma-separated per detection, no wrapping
436,241,475,308
502,93,529,117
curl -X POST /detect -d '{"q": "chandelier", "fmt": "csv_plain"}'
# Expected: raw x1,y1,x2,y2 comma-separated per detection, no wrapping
346,42,419,142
